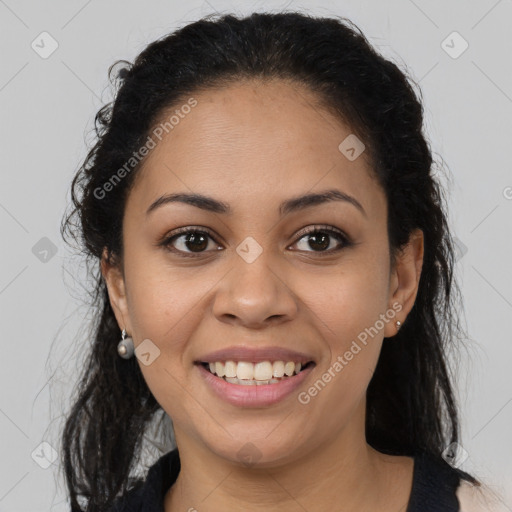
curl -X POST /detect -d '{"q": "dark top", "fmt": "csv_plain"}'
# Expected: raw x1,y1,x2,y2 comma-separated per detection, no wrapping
107,449,471,511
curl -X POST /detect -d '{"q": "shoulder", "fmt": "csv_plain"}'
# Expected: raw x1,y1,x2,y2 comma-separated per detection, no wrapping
457,479,510,512
106,484,145,511
106,449,181,511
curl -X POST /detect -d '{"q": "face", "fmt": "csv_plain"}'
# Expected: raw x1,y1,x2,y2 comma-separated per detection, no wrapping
102,78,423,467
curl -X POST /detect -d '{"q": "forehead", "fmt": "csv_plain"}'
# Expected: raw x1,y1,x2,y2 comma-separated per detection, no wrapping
126,79,382,219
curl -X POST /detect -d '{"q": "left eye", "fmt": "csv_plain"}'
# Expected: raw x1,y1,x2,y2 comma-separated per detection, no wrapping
291,226,349,253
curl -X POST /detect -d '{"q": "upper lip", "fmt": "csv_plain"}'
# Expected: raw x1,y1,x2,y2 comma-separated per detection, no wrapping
195,346,315,364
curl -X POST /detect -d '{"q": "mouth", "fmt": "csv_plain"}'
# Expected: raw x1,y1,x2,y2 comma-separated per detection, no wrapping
197,360,316,386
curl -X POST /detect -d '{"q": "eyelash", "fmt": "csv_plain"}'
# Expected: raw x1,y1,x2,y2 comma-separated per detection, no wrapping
158,225,352,258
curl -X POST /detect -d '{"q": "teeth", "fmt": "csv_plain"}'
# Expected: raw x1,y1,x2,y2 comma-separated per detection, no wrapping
254,361,273,380
284,362,295,376
224,360,237,378
236,361,254,380
273,361,285,377
219,376,293,386
205,360,306,382
215,361,225,378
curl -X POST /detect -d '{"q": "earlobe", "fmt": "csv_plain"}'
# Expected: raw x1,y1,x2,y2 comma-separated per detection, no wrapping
385,229,424,337
100,247,130,332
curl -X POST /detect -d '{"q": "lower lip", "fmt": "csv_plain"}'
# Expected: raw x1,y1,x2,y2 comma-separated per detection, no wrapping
196,363,314,407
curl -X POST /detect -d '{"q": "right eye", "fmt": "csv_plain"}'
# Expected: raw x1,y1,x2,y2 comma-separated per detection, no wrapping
159,227,223,257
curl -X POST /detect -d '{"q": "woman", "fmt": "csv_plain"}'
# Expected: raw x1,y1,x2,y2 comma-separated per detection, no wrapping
60,11,503,512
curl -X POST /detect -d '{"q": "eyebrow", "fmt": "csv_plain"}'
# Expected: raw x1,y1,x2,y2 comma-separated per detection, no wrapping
146,188,367,218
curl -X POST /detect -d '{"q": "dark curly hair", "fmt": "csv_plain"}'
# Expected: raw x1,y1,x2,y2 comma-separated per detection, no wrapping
60,10,479,511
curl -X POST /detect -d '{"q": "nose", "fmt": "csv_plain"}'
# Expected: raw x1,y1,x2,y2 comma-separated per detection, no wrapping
212,250,298,329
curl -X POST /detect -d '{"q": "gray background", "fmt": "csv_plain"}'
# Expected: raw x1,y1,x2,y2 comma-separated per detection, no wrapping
1,0,511,510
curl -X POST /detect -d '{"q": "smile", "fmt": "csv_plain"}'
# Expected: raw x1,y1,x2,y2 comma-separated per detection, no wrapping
196,360,316,407
201,360,312,385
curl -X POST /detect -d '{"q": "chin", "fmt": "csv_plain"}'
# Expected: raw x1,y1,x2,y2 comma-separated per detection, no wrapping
204,434,307,469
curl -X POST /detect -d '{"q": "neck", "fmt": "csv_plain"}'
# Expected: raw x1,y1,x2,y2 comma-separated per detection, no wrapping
164,408,412,511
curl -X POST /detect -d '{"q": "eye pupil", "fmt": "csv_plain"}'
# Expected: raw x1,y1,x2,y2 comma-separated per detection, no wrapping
185,232,208,252
308,233,330,251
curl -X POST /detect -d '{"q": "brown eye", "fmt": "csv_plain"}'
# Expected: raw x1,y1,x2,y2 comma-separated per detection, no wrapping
158,224,351,258
176,231,210,252
160,227,221,256
292,226,350,254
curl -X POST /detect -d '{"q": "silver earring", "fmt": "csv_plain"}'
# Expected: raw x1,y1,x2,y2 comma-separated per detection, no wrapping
117,329,134,359
396,320,402,332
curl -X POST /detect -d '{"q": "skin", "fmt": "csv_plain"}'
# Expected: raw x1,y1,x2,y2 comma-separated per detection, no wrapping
102,78,424,511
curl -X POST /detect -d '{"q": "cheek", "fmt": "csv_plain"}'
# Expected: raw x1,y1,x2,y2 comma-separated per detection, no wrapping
123,244,199,339
130,281,203,420
297,253,389,403
127,280,201,369
123,252,214,395
304,253,390,344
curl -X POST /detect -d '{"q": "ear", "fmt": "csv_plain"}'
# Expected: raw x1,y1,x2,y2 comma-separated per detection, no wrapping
100,247,133,335
384,228,424,338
